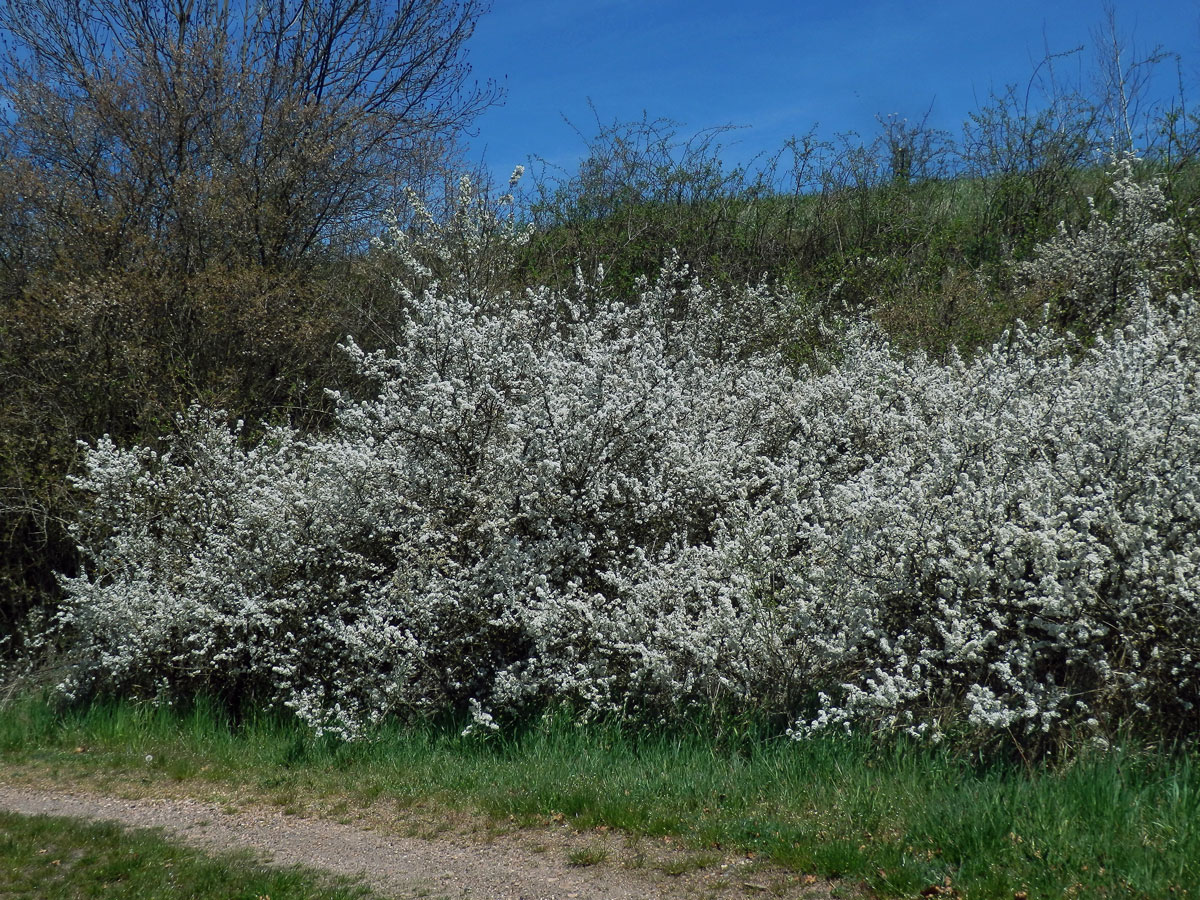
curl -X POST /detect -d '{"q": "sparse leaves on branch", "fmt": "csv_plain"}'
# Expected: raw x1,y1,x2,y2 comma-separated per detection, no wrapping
0,0,500,267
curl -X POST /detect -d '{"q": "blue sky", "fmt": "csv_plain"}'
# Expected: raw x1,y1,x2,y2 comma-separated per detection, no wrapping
463,0,1200,182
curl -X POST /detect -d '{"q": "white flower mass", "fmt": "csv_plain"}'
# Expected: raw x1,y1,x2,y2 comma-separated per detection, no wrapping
54,164,1200,744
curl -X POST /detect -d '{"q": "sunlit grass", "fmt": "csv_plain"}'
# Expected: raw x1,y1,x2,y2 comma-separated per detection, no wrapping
1,695,1196,899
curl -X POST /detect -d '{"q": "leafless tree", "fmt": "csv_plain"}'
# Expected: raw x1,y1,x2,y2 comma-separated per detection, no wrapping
876,105,953,183
0,0,501,269
1090,3,1173,155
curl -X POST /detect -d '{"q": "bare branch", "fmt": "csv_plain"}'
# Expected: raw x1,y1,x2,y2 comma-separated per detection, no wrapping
0,0,502,267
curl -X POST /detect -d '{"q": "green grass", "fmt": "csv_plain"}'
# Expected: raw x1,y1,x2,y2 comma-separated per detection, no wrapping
1,696,1197,899
0,808,372,899
565,845,608,867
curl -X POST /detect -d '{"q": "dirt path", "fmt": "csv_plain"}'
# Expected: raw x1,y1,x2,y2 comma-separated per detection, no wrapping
0,784,839,900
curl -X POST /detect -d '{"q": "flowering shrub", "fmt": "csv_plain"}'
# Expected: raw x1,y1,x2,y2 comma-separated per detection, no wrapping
56,228,800,738
730,304,1200,743
53,171,1200,748
379,167,534,305
1018,155,1191,329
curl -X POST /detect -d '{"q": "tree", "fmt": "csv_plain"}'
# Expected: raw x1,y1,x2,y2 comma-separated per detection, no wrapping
0,0,500,664
1091,2,1173,156
0,0,501,270
876,107,952,184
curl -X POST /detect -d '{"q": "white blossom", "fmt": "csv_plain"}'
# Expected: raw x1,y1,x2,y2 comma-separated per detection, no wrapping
54,169,1200,746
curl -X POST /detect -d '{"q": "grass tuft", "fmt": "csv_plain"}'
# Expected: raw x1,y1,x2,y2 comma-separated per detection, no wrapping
565,845,608,867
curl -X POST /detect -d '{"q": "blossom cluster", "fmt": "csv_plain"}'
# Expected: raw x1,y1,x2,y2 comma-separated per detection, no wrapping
1018,155,1189,328
377,168,534,306
54,169,1200,745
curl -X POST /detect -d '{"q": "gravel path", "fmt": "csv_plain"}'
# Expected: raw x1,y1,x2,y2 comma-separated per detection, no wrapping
0,784,836,899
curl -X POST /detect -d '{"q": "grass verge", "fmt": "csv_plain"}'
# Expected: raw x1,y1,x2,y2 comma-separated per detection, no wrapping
0,808,371,899
1,696,1196,899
